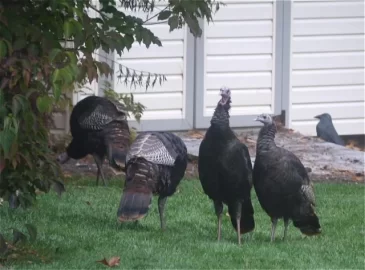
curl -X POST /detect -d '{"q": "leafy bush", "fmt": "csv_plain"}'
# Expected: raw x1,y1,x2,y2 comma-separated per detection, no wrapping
0,223,37,263
102,81,146,123
0,0,220,209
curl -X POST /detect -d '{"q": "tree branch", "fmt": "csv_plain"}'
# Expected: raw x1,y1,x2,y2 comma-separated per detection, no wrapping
93,52,166,78
142,5,168,24
144,20,167,25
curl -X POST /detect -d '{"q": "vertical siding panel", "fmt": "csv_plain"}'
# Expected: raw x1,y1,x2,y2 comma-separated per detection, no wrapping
203,1,276,118
290,0,365,136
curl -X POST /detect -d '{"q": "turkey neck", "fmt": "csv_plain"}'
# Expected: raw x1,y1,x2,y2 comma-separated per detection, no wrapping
207,104,236,143
211,104,230,127
257,122,277,153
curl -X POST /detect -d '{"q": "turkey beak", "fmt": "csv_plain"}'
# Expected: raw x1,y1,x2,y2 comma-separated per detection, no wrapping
253,117,259,122
314,115,320,119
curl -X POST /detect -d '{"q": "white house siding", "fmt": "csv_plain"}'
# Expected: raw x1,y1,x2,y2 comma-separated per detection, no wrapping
290,0,365,135
114,2,188,122
202,0,277,118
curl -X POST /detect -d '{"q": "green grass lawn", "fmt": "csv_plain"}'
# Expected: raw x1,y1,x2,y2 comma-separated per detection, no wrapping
0,177,364,269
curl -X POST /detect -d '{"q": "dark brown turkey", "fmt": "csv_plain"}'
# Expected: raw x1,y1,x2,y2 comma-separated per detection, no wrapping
117,131,187,230
57,95,130,186
253,113,321,242
198,87,255,245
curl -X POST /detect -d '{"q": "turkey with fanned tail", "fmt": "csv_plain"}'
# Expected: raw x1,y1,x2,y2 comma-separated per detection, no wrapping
198,87,255,245
253,113,321,242
117,131,188,230
57,96,130,186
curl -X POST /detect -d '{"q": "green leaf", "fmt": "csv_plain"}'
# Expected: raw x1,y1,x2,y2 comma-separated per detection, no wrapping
124,34,134,51
65,51,77,65
168,15,179,32
0,129,16,156
52,69,61,83
36,96,53,113
72,20,83,36
0,40,8,60
157,10,172,21
27,43,40,56
12,95,22,116
13,38,27,51
64,20,73,39
185,14,202,37
25,223,37,243
85,37,94,51
53,84,62,101
142,29,152,48
11,117,19,135
49,48,62,62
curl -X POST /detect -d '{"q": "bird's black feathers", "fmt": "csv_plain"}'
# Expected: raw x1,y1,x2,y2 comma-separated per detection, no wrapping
59,95,130,185
117,132,188,229
198,88,255,242
253,114,321,238
315,113,345,146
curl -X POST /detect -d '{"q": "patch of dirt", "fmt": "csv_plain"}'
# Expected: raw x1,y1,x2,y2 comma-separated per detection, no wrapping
178,127,365,184
58,127,364,184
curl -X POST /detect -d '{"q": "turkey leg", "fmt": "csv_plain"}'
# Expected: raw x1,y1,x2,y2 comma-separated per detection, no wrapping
213,201,223,242
283,218,289,241
158,196,167,231
270,218,278,242
93,154,107,186
235,202,242,245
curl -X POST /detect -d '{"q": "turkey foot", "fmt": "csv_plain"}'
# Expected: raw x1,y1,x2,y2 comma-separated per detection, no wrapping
93,154,107,186
283,218,289,241
236,202,242,245
158,196,167,231
214,201,223,242
270,218,278,242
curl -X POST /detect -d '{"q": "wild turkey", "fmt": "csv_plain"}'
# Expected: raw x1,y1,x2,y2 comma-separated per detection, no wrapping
117,131,188,230
198,87,255,245
253,113,321,242
57,96,130,186
315,113,345,146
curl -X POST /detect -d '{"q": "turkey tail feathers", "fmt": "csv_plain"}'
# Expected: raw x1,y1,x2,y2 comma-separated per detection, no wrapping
110,148,127,171
117,188,153,222
293,213,321,236
228,199,255,234
117,157,157,222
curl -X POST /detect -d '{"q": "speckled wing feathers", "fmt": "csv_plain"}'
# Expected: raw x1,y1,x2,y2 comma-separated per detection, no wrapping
126,133,176,166
108,98,127,113
301,184,316,206
78,105,114,130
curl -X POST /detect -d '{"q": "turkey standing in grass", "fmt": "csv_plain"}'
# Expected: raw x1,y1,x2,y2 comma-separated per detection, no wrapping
315,113,345,146
57,96,130,186
253,113,321,242
198,87,255,245
117,131,188,230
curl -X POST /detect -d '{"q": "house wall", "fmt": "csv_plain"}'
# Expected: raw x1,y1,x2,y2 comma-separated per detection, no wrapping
195,0,284,128
288,0,365,135
52,0,365,136
110,1,195,131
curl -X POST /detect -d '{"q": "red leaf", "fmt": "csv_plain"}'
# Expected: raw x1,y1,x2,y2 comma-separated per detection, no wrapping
96,258,109,266
96,257,120,267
